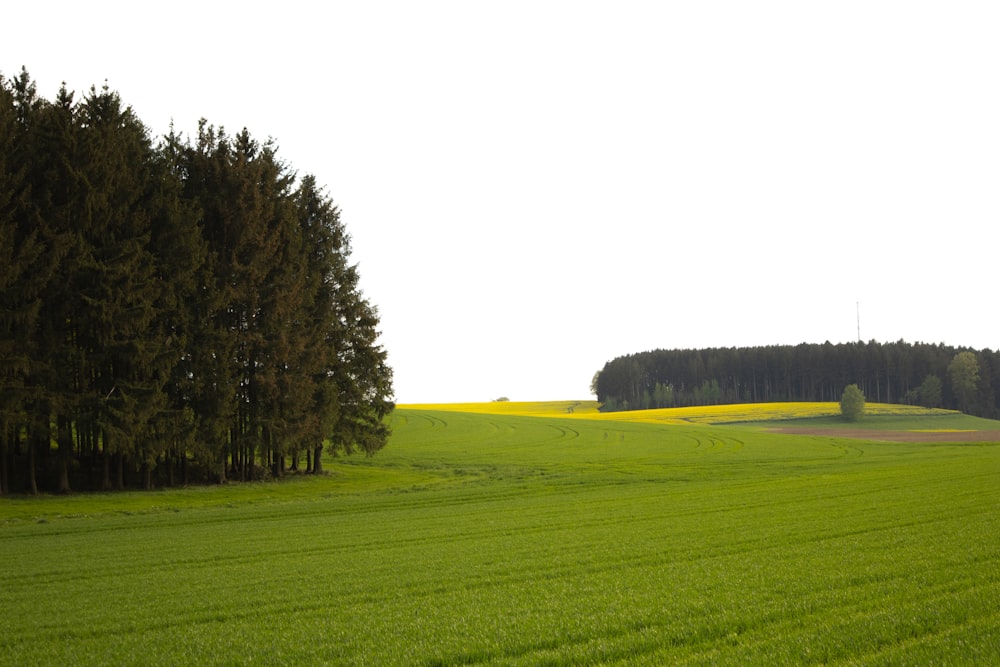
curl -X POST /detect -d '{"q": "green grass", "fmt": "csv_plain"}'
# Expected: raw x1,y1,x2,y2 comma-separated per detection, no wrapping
2,405,1000,665
757,411,1000,432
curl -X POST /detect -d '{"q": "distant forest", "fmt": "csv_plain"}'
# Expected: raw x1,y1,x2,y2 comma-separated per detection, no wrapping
593,341,1000,419
1,69,393,494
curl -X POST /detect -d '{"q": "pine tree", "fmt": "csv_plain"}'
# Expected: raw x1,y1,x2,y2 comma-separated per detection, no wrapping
2,72,395,490
19,78,80,493
293,176,393,472
0,73,47,493
178,124,298,480
173,122,242,481
151,125,206,485
70,85,189,488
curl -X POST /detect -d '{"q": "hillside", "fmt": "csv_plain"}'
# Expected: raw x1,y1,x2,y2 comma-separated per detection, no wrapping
399,399,994,429
592,342,1000,419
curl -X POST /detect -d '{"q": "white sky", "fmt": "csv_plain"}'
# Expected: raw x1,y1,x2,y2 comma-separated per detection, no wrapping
6,2,999,403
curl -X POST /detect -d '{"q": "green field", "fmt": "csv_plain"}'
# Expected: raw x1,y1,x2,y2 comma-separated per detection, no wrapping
2,403,1000,665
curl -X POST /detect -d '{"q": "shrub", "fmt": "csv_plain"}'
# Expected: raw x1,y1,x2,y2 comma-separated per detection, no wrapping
840,384,865,422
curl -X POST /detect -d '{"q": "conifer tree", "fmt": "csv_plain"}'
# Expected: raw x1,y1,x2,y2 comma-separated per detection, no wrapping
178,123,302,480
292,176,393,472
175,122,243,481
0,73,47,493
151,125,206,485
20,79,80,493
72,85,187,488
0,71,394,490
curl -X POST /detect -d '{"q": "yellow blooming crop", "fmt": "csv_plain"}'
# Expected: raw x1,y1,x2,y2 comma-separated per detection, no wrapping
399,400,956,425
908,429,976,433
397,401,603,417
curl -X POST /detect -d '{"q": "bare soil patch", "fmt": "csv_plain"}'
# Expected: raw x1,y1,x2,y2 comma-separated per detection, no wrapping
770,427,1000,443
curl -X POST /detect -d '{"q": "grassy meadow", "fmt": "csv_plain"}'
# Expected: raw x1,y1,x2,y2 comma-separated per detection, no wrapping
2,402,1000,665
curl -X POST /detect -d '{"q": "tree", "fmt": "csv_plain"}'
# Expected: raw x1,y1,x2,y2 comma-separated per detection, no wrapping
148,124,206,486
19,78,80,494
839,384,865,422
296,174,393,471
918,374,942,409
948,351,980,414
0,72,48,494
0,71,394,492
653,382,674,408
593,341,1000,418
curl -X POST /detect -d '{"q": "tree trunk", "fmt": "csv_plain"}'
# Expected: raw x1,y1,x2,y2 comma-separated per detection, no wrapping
85,426,96,491
0,429,8,495
270,450,279,478
115,453,125,490
55,457,71,495
102,449,112,491
312,445,323,474
27,439,38,496
101,430,113,491
55,415,73,494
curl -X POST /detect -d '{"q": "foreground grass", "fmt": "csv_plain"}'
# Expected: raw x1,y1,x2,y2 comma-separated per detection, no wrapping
2,404,1000,665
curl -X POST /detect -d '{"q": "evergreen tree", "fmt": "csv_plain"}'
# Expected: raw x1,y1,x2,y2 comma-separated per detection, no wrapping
176,122,245,481
76,85,204,488
19,79,81,493
0,73,49,494
595,342,1000,418
948,351,980,415
292,175,393,473
152,125,207,485
0,71,395,491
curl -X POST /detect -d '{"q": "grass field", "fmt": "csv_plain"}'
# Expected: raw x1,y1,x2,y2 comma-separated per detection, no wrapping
2,402,1000,665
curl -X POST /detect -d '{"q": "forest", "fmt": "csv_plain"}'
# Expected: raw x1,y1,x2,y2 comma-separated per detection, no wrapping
0,69,393,494
593,341,1000,418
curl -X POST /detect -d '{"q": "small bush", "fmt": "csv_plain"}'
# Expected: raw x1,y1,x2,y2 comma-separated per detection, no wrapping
840,384,866,422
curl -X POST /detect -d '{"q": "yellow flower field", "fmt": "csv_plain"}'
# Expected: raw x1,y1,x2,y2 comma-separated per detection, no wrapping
398,400,957,425
398,400,603,417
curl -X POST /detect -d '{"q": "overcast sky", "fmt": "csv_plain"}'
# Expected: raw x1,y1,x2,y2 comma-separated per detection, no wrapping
6,2,999,403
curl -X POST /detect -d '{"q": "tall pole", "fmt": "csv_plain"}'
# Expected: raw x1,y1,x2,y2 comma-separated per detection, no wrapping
856,302,861,342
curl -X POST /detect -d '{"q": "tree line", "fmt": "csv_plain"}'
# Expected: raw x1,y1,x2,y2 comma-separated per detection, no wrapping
592,341,999,418
0,69,393,494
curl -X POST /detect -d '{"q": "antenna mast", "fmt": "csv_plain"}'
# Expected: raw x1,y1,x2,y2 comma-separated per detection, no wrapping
856,302,861,342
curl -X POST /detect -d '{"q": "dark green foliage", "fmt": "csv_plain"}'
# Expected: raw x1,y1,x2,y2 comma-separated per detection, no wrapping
839,384,865,422
917,374,942,409
594,341,1000,418
948,351,979,414
0,73,46,495
0,70,392,493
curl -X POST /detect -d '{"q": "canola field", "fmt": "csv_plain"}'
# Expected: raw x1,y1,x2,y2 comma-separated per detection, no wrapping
2,402,999,665
400,400,960,424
